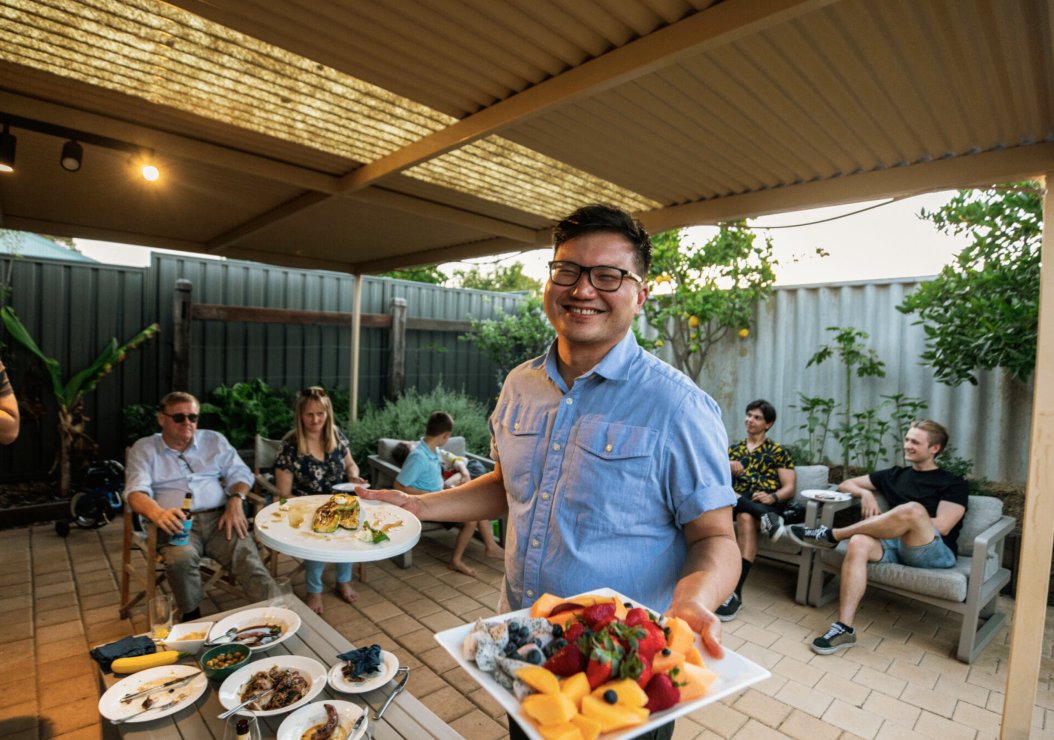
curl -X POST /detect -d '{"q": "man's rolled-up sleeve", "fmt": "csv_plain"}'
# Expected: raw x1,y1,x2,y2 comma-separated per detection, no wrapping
217,436,255,492
123,439,155,503
666,390,736,526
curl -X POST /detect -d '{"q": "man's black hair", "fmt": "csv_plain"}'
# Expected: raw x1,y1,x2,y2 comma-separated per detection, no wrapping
552,204,653,275
746,399,777,425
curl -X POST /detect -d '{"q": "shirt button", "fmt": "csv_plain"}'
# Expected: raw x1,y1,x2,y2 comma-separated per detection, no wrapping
605,443,613,452
541,492,550,500
527,589,534,598
552,443,560,451
565,398,573,405
532,539,540,547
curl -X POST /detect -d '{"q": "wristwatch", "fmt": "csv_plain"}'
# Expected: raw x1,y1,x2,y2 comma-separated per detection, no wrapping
227,490,248,503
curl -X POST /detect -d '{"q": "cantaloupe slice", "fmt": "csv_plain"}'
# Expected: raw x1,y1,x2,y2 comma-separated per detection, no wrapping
580,694,650,732
589,678,648,707
685,645,705,667
559,672,590,708
651,649,685,675
571,714,602,740
536,721,584,740
522,693,578,726
677,662,719,702
530,593,565,619
665,616,696,655
546,608,585,627
517,666,561,695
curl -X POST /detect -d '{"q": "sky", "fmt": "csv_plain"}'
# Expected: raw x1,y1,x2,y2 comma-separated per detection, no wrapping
75,190,971,285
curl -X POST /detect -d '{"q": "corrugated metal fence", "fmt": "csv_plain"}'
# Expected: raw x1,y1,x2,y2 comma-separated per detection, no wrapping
0,253,521,480
677,277,1032,483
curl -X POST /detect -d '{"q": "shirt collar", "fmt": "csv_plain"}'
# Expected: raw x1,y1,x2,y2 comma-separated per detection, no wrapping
542,330,637,391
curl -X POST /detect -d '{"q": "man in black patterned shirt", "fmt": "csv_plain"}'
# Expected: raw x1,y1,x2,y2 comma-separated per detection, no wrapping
716,399,795,621
0,356,19,444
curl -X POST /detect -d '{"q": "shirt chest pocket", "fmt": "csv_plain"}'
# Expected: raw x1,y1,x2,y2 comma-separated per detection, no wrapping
494,406,549,501
570,421,659,497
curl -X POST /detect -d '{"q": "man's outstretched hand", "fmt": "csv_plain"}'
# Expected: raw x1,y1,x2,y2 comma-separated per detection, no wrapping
357,487,425,519
666,597,724,660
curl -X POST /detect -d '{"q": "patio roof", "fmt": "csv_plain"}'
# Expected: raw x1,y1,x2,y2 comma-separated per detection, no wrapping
0,0,1051,274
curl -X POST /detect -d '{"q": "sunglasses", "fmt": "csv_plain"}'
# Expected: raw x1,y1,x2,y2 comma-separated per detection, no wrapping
161,411,199,424
300,387,327,398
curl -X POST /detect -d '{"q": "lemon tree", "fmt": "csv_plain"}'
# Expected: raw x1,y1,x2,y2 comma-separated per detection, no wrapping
640,223,777,381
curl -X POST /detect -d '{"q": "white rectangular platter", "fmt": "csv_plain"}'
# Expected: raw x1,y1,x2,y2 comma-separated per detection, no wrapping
434,588,770,740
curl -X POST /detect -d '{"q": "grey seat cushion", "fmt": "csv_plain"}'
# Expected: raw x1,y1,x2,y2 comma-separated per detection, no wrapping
792,465,830,503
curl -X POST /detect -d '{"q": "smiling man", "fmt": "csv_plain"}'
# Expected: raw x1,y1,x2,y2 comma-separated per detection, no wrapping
361,204,738,740
125,391,275,621
788,420,968,654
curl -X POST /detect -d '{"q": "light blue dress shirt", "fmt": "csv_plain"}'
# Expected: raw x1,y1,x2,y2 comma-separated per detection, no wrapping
396,439,445,493
124,430,255,511
490,330,735,612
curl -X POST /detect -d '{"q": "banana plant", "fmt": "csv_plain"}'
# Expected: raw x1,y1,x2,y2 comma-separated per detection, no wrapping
0,306,159,497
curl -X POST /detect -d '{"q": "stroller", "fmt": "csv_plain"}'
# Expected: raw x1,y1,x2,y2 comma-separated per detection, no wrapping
54,459,125,537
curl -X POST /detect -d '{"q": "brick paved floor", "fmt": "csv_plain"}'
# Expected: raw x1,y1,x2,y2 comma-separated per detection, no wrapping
1,521,1051,739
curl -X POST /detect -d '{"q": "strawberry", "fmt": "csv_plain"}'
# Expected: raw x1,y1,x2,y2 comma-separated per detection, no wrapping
644,672,681,712
619,650,653,688
624,607,651,627
563,621,587,644
581,602,617,630
585,631,623,689
635,620,667,659
543,641,586,677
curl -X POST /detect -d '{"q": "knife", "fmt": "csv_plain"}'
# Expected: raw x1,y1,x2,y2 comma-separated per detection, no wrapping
217,687,276,720
120,671,201,703
347,711,366,739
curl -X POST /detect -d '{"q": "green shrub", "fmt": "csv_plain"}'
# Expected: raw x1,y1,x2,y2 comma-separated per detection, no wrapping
123,403,159,447
347,384,491,466
200,379,294,449
939,446,991,497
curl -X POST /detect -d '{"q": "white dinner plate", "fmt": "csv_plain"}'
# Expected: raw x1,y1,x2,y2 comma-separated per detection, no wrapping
98,664,207,723
254,495,421,563
276,699,367,740
800,489,851,502
327,649,399,694
331,482,369,492
434,588,771,740
208,606,301,653
217,655,327,718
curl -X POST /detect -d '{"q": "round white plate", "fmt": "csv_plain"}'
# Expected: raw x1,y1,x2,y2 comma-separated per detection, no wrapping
254,495,421,563
327,649,399,694
218,655,327,717
331,482,369,492
276,699,367,740
800,489,851,502
98,664,207,723
208,606,301,653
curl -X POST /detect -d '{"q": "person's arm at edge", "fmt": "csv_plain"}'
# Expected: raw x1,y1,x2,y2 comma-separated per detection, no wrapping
0,390,18,444
838,473,881,518
774,467,795,503
666,505,740,660
361,464,508,522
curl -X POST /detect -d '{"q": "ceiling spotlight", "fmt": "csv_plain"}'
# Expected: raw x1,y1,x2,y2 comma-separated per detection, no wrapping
0,123,15,174
60,139,82,172
141,163,160,182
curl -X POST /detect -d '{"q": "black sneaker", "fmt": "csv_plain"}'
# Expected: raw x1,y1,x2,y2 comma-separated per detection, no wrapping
760,512,783,540
811,622,857,654
715,593,741,622
788,524,837,549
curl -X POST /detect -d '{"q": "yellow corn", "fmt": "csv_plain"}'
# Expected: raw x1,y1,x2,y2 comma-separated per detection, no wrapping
111,650,186,674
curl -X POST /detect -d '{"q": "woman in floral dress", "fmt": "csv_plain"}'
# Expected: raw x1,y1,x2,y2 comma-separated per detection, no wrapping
275,387,365,614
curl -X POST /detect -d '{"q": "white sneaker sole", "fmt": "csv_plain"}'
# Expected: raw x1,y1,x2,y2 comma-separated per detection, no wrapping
810,639,856,655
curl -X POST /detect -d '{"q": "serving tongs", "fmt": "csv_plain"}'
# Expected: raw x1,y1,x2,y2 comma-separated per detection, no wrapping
373,666,410,721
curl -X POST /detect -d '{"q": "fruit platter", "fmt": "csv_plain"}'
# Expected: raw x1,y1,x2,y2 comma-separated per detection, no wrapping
254,493,421,563
434,588,769,740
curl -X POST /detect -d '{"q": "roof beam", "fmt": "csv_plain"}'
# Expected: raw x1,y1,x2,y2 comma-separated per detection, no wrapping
350,233,551,275
638,142,1054,232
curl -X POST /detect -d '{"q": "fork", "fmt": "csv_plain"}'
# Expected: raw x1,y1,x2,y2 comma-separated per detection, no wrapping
111,698,182,724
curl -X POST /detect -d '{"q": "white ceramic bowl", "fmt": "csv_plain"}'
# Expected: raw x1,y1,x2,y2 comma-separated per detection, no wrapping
163,621,214,654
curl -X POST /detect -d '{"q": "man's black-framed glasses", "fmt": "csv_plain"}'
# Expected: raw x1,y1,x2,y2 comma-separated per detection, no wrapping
162,411,199,424
548,261,643,292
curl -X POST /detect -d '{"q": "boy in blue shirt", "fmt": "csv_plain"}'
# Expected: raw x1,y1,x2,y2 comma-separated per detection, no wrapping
395,411,503,576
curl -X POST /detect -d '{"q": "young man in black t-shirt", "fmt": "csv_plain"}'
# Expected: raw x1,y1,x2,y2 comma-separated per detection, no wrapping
788,420,968,654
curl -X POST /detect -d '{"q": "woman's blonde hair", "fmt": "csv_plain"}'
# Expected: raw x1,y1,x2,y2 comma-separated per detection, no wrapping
292,386,338,456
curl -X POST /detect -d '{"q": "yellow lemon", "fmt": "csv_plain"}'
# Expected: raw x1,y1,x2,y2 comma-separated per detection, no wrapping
655,339,664,348
738,328,750,338
687,315,700,328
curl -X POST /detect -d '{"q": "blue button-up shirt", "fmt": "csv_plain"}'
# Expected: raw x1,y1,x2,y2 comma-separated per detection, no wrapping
124,430,254,511
490,331,735,612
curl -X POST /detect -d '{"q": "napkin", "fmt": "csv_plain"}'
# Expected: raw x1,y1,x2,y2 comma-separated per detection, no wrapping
90,635,157,673
337,643,382,678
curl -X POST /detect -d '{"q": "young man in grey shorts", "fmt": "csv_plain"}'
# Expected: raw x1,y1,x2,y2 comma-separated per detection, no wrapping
788,420,968,654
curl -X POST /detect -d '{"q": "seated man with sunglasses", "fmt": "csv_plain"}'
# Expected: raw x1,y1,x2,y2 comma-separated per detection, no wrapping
125,391,276,621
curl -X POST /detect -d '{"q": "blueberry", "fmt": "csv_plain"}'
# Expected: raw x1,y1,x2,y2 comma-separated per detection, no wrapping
623,601,633,608
661,648,671,656
504,643,518,656
603,689,618,704
526,650,544,665
552,624,563,639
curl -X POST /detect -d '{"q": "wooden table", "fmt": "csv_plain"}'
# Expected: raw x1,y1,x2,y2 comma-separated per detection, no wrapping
100,598,462,739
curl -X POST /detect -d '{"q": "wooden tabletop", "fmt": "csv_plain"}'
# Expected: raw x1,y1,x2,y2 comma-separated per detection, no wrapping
100,598,463,739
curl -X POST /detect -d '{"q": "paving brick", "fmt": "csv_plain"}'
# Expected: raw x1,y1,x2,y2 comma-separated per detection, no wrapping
416,684,474,723
951,700,1002,736
900,685,958,718
886,659,940,690
417,644,458,674
821,699,884,739
467,684,506,719
730,688,792,728
912,710,977,740
39,694,99,735
734,622,781,648
852,665,907,699
448,708,506,740
778,708,843,740
732,718,787,739
775,679,836,718
936,673,988,708
862,691,921,729
688,699,749,736
417,609,465,633
874,723,931,740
